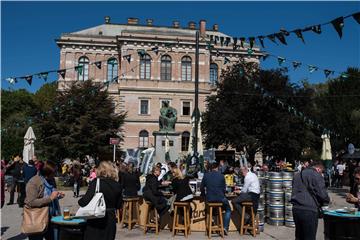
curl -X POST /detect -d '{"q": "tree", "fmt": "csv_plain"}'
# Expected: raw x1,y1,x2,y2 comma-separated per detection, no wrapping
33,82,57,112
202,60,319,163
35,81,126,162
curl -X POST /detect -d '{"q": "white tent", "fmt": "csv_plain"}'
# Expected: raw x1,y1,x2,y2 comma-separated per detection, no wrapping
23,126,36,164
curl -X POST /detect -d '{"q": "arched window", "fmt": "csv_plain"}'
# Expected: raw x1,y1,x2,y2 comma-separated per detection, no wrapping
139,130,149,148
107,58,118,82
181,56,192,81
140,54,151,80
210,63,218,84
78,57,89,81
181,131,190,151
160,55,172,80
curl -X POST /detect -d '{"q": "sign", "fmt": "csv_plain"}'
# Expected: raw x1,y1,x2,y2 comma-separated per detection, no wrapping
109,138,120,145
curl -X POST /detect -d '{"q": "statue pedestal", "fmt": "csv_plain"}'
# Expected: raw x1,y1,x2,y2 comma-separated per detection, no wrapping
153,131,181,163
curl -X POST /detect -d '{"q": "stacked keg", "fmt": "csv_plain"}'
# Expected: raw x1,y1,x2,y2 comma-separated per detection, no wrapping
266,172,285,226
256,171,267,232
282,171,295,227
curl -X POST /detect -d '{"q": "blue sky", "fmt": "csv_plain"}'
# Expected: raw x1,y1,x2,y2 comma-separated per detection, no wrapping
1,1,359,93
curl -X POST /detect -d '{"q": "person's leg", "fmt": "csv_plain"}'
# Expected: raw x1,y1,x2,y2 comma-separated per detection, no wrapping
222,199,231,232
231,193,252,219
73,182,78,197
8,178,16,204
76,179,80,197
300,210,318,240
292,208,304,240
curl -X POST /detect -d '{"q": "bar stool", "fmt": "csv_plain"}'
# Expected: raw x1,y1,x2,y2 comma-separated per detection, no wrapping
240,201,256,237
143,201,159,235
116,209,122,224
172,202,191,237
205,202,224,239
121,197,140,230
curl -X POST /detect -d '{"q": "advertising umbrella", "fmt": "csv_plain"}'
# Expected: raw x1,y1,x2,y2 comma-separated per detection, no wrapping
321,133,332,169
23,126,36,164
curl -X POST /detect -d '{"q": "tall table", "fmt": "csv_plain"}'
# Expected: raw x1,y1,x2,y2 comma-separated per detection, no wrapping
323,210,360,240
51,216,86,240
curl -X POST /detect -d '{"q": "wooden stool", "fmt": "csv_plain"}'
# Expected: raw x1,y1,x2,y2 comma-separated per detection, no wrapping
121,197,140,230
116,209,122,223
144,201,159,235
172,202,191,237
205,202,224,239
240,201,256,237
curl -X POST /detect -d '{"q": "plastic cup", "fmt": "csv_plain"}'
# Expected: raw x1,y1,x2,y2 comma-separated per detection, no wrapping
63,208,70,220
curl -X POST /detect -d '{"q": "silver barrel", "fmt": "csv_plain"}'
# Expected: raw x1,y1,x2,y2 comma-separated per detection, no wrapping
268,191,284,206
285,205,295,227
282,171,294,190
284,190,292,207
267,205,285,226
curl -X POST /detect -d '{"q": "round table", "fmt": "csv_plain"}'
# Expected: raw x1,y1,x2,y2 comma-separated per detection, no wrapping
323,210,360,240
51,216,86,240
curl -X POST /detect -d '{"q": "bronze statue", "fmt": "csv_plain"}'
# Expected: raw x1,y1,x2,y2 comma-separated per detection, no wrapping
159,102,177,132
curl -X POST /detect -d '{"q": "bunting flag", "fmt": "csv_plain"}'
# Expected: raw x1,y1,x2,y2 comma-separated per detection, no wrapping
324,69,334,78
258,36,265,48
294,29,305,43
262,54,269,61
275,33,287,45
108,59,116,66
247,48,254,55
277,57,286,66
216,50,220,57
267,34,278,45
224,57,230,65
6,77,16,85
207,41,213,50
220,36,224,46
311,25,322,34
57,69,66,79
308,65,318,73
341,73,349,79
292,61,302,70
249,37,255,49
233,37,238,49
151,46,159,55
39,72,48,81
280,28,290,36
225,37,231,46
74,65,83,73
25,75,33,86
214,36,219,45
94,61,102,69
137,49,146,57
331,17,344,38
123,54,131,63
353,12,360,24
239,37,245,48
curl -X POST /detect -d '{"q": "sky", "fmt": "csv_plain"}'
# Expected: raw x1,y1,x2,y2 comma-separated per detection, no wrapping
1,1,359,93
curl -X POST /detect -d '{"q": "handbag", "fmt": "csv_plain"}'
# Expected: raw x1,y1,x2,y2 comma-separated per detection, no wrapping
300,170,324,218
75,178,106,219
21,205,49,235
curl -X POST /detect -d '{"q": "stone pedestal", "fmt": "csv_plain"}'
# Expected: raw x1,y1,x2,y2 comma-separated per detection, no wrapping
153,131,181,163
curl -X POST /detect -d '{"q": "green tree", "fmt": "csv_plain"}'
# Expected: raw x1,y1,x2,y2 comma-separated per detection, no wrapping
202,61,319,163
33,82,57,112
35,81,126,162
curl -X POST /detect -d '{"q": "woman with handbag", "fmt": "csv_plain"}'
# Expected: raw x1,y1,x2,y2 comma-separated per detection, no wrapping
78,161,122,240
23,161,65,240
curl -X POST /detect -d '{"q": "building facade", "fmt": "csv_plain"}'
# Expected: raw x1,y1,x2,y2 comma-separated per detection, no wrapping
56,17,261,154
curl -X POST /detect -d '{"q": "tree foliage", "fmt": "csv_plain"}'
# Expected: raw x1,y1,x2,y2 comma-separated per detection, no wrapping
35,81,126,162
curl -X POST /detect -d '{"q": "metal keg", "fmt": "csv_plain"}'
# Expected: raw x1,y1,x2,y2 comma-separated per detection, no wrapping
284,190,292,206
268,191,284,206
282,171,294,189
267,172,283,192
267,205,285,226
285,205,295,227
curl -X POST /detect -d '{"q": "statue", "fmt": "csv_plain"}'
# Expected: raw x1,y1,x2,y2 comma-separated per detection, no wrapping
159,102,177,132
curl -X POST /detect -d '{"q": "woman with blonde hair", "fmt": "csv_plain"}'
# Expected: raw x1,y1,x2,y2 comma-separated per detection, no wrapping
78,161,122,240
171,168,193,202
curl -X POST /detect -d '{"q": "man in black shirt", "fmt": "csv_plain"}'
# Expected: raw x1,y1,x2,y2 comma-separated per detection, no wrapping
346,167,360,210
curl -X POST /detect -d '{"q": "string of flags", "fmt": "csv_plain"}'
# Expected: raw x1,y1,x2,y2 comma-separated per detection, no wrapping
207,12,359,49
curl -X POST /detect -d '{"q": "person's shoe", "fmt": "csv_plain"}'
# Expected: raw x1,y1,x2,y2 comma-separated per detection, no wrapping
7,202,14,205
224,229,228,236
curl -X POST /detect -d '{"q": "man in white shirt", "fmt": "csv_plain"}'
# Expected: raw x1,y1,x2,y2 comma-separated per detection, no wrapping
231,167,260,223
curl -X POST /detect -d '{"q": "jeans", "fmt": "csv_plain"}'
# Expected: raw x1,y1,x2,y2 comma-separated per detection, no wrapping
221,199,231,231
293,208,318,240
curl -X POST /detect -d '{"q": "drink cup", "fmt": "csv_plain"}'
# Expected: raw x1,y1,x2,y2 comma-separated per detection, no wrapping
63,208,70,220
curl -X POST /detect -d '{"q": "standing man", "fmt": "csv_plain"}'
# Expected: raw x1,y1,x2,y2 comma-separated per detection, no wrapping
200,162,231,235
346,167,360,210
232,167,260,224
291,160,330,240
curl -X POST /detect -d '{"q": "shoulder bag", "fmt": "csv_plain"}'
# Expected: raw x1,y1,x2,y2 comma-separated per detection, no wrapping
21,205,49,235
75,178,106,219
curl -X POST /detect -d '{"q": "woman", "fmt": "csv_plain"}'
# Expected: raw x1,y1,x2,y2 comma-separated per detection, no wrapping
120,163,140,197
78,161,122,240
25,161,65,240
171,168,193,217
71,162,81,198
143,165,169,217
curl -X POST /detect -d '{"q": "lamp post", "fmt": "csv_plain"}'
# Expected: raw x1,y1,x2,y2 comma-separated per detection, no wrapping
194,30,199,158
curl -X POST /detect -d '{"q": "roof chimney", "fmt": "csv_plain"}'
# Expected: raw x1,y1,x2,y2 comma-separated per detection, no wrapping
105,16,111,24
188,21,196,30
213,24,219,31
127,18,139,25
200,20,206,38
173,21,180,28
146,19,153,26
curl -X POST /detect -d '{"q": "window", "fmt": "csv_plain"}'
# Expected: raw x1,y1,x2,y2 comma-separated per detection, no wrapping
160,55,172,80
140,54,151,79
210,63,218,84
140,100,149,115
107,58,118,82
181,56,192,81
139,130,149,148
182,101,191,116
78,57,89,81
181,131,190,151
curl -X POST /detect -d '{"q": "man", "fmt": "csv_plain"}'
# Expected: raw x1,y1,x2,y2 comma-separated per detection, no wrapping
291,160,330,240
346,167,360,210
336,160,346,188
5,156,24,205
232,167,260,224
200,162,231,235
219,159,229,174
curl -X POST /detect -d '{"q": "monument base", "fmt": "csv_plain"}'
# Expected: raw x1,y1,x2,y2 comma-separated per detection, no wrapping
153,131,181,163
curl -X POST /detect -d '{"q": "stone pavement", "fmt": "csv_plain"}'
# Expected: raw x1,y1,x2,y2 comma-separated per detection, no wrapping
0,187,353,240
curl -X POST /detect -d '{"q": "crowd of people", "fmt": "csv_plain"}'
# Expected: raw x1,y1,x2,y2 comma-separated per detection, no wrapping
1,154,360,240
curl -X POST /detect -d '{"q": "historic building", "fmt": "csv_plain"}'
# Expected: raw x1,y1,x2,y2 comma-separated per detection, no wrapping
56,17,261,155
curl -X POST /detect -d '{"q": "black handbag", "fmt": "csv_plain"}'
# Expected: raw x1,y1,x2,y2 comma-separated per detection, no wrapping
300,170,324,218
